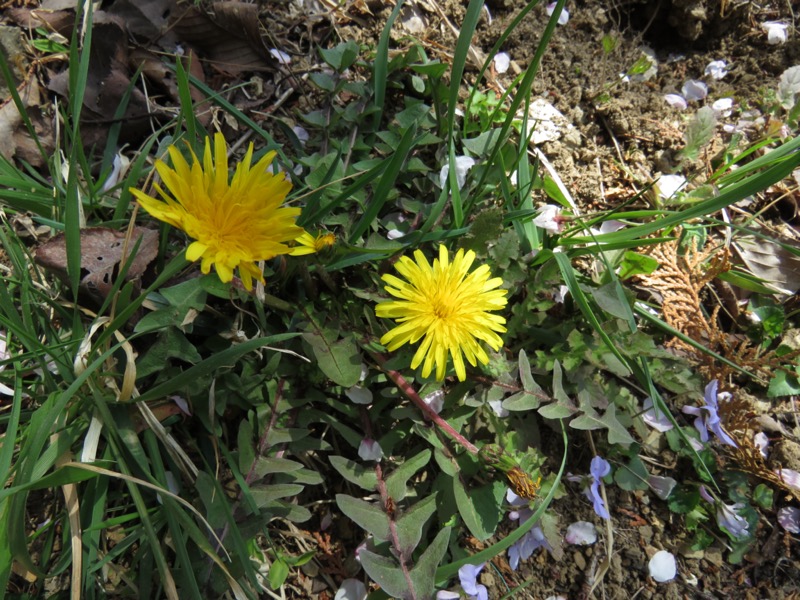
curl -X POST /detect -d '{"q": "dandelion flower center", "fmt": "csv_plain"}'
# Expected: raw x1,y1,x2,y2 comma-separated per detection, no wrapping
375,245,508,381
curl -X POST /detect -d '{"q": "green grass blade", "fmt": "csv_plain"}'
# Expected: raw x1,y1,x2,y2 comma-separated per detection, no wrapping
372,0,406,130
349,124,418,242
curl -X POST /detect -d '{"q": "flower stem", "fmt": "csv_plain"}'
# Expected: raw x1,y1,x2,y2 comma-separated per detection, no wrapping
371,352,479,456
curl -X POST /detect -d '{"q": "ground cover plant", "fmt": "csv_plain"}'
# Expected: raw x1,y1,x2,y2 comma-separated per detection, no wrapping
1,0,800,598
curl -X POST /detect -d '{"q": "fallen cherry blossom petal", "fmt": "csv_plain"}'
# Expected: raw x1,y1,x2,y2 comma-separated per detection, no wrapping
565,521,597,545
648,475,677,500
649,550,677,583
775,468,800,490
546,3,569,25
664,94,688,110
763,21,789,45
494,52,510,74
705,60,728,80
439,156,476,190
335,579,367,600
754,432,769,459
269,48,291,65
682,79,708,102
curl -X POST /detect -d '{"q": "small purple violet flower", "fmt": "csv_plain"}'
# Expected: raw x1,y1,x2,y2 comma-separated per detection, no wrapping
681,380,737,447
506,489,551,570
588,456,611,519
699,485,750,540
459,563,488,600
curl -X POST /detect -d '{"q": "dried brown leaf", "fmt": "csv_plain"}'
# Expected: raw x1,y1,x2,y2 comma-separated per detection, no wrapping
35,227,159,303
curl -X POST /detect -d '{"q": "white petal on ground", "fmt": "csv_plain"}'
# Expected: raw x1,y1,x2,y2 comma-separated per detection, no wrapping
705,60,728,80
775,468,800,490
649,550,677,583
439,156,476,190
681,79,708,101
533,204,563,233
664,93,688,110
753,432,769,458
269,48,291,65
763,21,789,45
494,52,511,74
334,579,367,600
565,521,597,545
648,475,677,500
292,125,309,145
656,174,687,200
711,97,734,116
546,3,569,25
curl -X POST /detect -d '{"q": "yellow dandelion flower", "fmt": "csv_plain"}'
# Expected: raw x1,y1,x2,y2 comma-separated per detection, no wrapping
130,133,304,290
375,245,508,381
289,231,336,256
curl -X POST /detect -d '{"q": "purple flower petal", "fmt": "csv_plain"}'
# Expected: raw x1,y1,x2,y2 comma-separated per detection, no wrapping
777,507,800,533
589,457,611,519
717,503,749,539
459,563,488,600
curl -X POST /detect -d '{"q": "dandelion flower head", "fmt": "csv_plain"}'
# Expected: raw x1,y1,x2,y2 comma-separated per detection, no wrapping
290,231,336,256
130,133,304,290
375,245,508,381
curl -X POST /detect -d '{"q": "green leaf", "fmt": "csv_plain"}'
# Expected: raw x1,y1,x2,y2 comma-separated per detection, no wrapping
385,450,431,501
408,526,451,599
250,484,305,507
667,485,701,514
768,368,800,397
336,494,391,541
135,329,203,378
263,499,312,523
538,360,577,419
252,456,305,477
571,403,635,446
453,478,505,541
319,40,360,71
303,331,362,387
395,494,438,554
268,558,290,589
613,452,649,491
503,350,544,411
238,418,255,475
329,456,378,491
592,282,633,320
359,550,409,599
134,278,207,333
680,106,717,161
617,251,659,279
752,484,773,509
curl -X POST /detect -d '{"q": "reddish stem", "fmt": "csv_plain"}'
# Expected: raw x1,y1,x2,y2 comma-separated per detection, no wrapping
371,352,479,456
